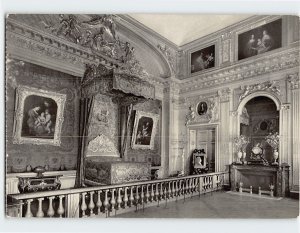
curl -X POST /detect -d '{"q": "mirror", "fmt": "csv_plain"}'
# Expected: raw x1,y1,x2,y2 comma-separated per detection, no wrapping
240,96,279,163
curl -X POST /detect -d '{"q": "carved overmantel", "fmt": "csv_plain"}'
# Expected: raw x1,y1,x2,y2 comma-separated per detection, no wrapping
184,94,219,125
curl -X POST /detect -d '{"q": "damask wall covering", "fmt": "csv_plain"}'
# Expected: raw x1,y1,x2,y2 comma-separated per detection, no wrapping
6,59,80,173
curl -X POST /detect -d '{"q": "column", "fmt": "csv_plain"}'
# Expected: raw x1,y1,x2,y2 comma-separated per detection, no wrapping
218,88,232,171
288,74,300,191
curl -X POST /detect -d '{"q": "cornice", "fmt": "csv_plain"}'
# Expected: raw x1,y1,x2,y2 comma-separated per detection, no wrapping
179,43,299,94
119,15,179,50
116,19,172,77
181,15,269,50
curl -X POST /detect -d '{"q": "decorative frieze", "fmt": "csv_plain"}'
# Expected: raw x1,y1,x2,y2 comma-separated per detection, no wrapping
180,46,299,93
218,87,232,102
7,31,92,68
239,81,281,102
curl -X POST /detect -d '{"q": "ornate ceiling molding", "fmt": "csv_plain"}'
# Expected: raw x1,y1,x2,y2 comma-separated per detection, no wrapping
157,43,176,74
180,44,299,93
6,19,102,76
41,15,143,69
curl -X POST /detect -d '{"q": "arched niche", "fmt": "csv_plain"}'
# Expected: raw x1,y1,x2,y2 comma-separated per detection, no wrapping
235,91,283,164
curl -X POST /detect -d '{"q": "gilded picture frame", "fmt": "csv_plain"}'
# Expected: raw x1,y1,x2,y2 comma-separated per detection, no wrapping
188,40,218,77
131,110,159,150
235,16,282,61
12,85,66,146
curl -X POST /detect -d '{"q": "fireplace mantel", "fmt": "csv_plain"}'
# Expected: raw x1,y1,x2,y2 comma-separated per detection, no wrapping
230,164,289,197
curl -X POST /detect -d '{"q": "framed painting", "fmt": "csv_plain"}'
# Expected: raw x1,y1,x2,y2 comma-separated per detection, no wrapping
131,111,159,150
197,101,208,116
13,85,66,146
238,18,282,60
190,44,215,74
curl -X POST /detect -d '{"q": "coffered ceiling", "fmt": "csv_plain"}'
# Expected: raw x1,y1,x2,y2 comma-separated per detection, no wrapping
129,14,253,46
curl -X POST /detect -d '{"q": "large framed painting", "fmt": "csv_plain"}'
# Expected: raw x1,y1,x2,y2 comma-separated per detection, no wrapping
238,18,282,60
13,85,66,146
131,111,159,150
190,44,215,74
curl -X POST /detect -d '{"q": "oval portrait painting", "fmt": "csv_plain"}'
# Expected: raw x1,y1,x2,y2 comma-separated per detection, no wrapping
197,101,208,115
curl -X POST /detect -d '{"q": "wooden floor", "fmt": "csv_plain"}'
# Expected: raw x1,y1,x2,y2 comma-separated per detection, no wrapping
116,191,299,218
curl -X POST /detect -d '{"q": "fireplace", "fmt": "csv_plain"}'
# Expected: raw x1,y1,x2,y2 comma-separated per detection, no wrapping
230,164,289,197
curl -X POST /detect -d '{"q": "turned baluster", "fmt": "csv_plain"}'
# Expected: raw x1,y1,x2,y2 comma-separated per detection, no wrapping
198,177,202,196
140,185,145,208
25,199,33,218
110,189,116,211
184,179,188,194
216,175,220,190
123,187,129,208
155,183,159,201
117,188,122,210
172,181,175,198
129,187,134,206
81,192,87,217
250,186,253,194
159,183,164,200
57,195,65,218
179,180,183,196
47,196,55,217
203,177,207,192
145,184,150,203
134,186,140,211
190,179,194,193
103,190,109,214
88,191,95,216
175,180,180,201
36,198,44,218
210,176,213,193
194,178,198,192
96,191,102,215
135,186,140,206
168,182,172,199
150,184,154,202
187,179,191,194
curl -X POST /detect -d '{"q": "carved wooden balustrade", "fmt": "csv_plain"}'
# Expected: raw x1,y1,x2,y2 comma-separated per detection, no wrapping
7,172,228,218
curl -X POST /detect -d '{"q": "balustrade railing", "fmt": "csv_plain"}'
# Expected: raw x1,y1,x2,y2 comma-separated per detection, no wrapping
7,171,228,218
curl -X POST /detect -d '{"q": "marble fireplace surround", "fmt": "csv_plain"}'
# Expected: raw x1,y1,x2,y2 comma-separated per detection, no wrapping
230,164,289,197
